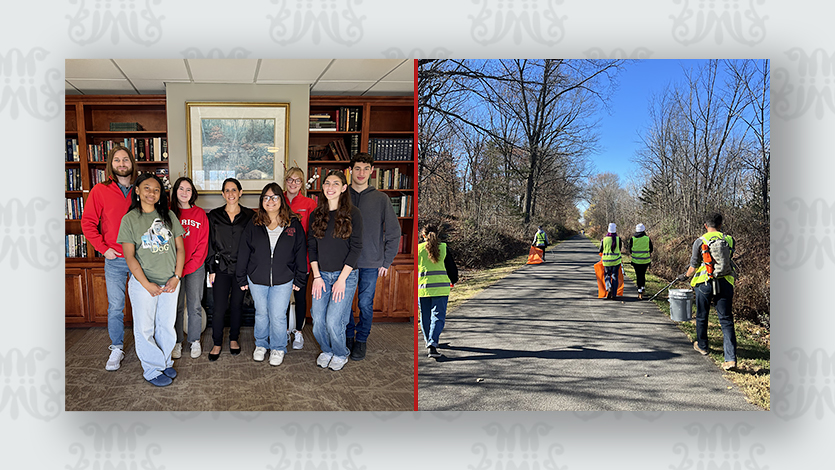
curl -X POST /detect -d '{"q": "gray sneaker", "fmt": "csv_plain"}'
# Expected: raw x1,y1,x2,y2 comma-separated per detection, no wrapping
171,343,182,359
190,341,202,359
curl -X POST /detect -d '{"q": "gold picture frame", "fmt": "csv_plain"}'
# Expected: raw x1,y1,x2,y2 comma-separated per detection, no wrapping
186,101,290,193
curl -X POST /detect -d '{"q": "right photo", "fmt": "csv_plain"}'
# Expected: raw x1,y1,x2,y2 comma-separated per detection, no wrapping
416,59,770,411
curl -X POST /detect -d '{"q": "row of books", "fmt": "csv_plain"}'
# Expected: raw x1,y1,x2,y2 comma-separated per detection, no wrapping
66,197,84,220
66,168,83,191
397,233,410,254
328,135,360,161
66,138,80,162
309,107,362,132
307,166,352,191
65,234,88,258
369,138,413,161
375,168,412,190
88,137,168,162
389,194,413,218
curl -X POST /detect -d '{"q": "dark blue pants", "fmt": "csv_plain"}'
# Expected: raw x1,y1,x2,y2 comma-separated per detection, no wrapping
694,278,737,362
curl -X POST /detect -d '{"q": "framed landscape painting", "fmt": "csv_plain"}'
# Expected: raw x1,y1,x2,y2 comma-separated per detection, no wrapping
186,101,289,193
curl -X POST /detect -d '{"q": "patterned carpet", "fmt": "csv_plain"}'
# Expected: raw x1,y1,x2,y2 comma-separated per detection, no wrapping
66,323,414,411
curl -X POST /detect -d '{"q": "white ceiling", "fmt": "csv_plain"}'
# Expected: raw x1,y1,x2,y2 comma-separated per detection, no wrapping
65,59,414,96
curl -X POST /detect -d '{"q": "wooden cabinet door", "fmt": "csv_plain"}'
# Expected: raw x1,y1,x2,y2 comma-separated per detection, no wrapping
65,269,88,324
388,263,414,318
89,268,133,325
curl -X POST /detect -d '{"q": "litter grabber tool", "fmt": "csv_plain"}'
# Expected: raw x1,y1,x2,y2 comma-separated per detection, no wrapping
647,273,688,301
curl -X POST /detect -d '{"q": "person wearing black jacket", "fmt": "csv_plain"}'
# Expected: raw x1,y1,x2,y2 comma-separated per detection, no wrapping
206,178,255,361
308,171,363,372
237,182,307,367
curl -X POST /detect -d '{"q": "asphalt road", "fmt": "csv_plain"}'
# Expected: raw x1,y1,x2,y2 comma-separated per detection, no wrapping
417,234,761,411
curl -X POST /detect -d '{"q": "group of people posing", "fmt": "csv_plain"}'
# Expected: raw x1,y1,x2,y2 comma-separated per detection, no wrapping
81,147,401,386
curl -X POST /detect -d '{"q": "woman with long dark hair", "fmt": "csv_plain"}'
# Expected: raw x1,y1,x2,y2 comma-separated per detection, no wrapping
308,170,363,371
283,166,316,349
236,182,307,366
169,177,209,359
206,178,255,361
117,173,185,386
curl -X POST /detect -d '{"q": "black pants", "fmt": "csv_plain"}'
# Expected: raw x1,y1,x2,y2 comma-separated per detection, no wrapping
211,272,245,347
288,274,309,331
632,263,650,289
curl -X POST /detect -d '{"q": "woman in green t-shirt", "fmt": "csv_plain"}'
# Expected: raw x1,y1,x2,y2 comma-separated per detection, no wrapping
117,174,185,387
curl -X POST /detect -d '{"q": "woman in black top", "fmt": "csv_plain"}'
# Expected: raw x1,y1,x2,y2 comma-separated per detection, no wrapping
236,182,307,366
308,170,363,371
205,178,255,361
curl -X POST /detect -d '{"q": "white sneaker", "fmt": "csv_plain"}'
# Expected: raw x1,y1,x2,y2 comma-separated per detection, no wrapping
105,347,124,371
190,341,202,359
292,330,304,350
328,355,349,371
316,352,333,368
269,350,285,366
253,346,267,362
171,343,182,359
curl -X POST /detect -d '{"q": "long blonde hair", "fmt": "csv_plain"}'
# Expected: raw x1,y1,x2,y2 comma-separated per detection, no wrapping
421,224,441,263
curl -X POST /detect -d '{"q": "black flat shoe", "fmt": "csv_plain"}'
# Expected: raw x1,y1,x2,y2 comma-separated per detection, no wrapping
230,343,241,355
208,347,221,362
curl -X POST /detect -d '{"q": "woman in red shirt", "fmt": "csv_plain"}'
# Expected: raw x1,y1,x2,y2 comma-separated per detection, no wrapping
170,177,209,360
283,167,317,350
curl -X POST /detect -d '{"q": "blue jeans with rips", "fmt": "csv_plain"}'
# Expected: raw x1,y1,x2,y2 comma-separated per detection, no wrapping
419,296,449,348
345,267,378,343
695,278,737,362
104,257,131,348
128,275,179,381
248,278,293,352
312,270,359,359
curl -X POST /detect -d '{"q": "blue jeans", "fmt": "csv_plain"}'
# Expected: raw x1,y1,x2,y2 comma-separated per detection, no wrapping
128,275,179,381
603,265,619,296
248,278,293,352
175,266,205,343
312,270,359,358
104,257,131,348
346,267,378,343
419,296,448,348
695,278,737,362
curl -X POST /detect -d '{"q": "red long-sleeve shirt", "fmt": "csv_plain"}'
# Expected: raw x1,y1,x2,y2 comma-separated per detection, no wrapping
178,205,210,276
80,178,132,257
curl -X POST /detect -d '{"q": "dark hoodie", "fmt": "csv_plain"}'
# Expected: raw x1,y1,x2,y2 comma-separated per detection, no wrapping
625,231,653,255
349,185,401,269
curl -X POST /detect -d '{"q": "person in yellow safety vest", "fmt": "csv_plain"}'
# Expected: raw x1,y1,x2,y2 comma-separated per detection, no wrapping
418,224,459,359
598,223,622,300
626,223,653,299
532,225,549,261
676,212,737,371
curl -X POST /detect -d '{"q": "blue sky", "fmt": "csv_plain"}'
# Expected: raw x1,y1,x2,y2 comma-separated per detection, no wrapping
579,59,711,212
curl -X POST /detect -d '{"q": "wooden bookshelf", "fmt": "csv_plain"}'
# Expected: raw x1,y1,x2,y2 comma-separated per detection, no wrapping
307,96,415,320
65,95,168,327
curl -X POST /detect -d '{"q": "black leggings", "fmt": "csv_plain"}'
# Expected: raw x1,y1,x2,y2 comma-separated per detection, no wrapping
632,263,650,289
288,275,309,331
211,272,245,346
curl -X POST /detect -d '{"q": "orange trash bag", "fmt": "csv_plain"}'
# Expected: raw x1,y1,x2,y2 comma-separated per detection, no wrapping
594,260,624,298
527,246,544,264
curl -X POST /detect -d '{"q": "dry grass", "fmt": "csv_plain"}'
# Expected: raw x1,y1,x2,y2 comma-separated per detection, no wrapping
448,253,530,313
623,263,770,410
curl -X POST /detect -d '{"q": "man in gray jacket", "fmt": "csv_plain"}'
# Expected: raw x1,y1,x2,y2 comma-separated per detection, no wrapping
347,153,401,360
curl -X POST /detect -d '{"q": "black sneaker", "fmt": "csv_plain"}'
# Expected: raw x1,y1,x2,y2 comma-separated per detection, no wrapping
427,346,441,358
350,341,366,361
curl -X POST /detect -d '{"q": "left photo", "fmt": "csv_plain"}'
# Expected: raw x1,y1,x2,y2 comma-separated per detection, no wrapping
64,59,416,411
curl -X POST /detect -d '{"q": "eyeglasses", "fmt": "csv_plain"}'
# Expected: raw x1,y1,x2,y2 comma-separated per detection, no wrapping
285,178,302,184
264,195,282,202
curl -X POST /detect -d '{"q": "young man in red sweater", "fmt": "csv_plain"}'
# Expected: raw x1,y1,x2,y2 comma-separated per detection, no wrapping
81,146,137,371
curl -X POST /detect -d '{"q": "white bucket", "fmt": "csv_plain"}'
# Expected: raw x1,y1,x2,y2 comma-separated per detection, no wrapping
668,289,694,322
